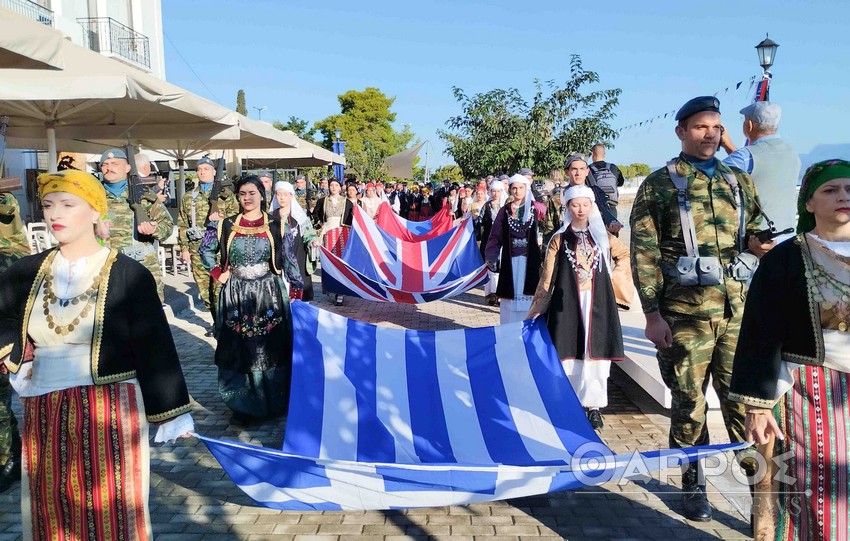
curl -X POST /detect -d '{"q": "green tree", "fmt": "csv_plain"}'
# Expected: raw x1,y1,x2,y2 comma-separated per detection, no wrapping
236,89,247,116
430,165,465,186
273,116,315,142
439,55,620,179
631,163,651,177
315,87,415,181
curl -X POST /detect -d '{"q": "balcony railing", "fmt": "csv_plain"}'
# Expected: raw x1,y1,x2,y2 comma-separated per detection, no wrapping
0,0,54,26
77,17,150,69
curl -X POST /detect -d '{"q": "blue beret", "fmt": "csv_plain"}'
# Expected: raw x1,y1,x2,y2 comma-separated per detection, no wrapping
675,96,721,121
100,148,127,162
197,156,215,168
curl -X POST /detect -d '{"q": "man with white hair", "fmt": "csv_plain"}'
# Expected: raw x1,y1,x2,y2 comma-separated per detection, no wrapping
720,101,801,236
484,174,546,322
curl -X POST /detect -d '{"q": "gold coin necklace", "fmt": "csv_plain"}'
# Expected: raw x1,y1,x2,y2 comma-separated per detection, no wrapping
42,261,106,336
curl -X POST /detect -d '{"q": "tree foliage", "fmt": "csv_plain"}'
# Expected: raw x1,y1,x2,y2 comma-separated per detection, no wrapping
273,116,315,142
236,89,247,116
621,163,651,179
429,165,465,185
315,87,414,181
439,55,620,179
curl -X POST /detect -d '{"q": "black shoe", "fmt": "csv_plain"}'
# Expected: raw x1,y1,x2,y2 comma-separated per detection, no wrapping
587,408,604,430
230,412,256,427
681,463,712,521
204,325,215,337
0,456,21,493
335,295,344,306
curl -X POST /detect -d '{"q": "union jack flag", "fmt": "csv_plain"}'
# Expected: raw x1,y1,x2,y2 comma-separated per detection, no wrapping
320,205,488,303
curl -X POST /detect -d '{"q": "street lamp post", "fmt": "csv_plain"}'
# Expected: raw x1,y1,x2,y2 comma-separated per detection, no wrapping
332,128,345,182
754,35,779,101
253,106,267,120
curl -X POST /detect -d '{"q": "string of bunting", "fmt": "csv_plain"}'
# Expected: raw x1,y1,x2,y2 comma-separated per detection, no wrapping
618,75,760,132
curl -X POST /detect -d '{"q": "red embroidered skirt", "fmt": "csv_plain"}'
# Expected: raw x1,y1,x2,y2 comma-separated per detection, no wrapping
777,366,850,541
21,382,150,541
323,226,351,257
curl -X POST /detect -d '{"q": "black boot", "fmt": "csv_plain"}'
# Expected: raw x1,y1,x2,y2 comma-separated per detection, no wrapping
681,462,712,521
587,408,604,430
0,431,22,493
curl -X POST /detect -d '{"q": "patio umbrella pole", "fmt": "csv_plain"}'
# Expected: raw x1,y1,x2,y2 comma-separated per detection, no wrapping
46,124,57,172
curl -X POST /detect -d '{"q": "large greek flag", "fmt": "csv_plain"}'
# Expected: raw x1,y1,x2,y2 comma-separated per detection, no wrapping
198,302,744,511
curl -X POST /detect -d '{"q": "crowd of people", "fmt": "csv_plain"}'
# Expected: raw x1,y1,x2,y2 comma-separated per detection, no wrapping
0,95,847,540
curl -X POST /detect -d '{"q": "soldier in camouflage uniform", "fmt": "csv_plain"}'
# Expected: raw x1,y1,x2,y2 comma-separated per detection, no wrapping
629,97,772,522
99,148,173,303
0,191,28,491
177,157,238,333
294,174,317,218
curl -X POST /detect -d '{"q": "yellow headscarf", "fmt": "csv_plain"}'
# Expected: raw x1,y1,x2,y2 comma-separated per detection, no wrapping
37,170,108,217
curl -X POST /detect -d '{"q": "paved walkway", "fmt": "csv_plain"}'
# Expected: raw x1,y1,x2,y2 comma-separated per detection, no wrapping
0,269,755,540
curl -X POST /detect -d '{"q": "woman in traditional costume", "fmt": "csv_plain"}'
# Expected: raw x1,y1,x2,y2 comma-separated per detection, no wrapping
312,178,354,305
730,159,850,541
419,186,435,220
201,175,292,425
361,183,381,219
0,170,193,540
480,179,507,306
271,181,321,302
527,185,628,429
407,185,421,222
470,185,488,239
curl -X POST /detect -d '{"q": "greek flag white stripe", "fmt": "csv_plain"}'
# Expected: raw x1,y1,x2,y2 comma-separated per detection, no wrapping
374,325,418,463
317,309,357,461
434,329,493,464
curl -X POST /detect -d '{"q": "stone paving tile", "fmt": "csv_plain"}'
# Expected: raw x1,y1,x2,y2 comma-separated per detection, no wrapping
0,271,755,540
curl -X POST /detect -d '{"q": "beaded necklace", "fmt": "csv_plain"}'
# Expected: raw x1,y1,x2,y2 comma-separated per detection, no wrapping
564,229,600,282
507,205,531,235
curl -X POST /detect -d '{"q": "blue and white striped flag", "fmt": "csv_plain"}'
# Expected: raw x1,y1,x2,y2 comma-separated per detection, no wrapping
198,302,744,510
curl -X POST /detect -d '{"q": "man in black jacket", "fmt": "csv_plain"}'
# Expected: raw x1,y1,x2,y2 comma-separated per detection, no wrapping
589,144,626,219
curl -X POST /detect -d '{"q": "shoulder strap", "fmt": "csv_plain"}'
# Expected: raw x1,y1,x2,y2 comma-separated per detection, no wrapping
666,159,700,258
720,168,747,252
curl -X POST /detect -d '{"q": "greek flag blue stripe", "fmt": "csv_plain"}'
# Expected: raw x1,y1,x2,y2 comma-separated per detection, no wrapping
376,466,499,494
523,318,602,453
344,318,396,462
405,329,456,462
284,302,324,456
464,325,535,465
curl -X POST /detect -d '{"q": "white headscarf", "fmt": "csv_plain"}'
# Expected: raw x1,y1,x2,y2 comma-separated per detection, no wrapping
551,185,612,273
508,173,533,224
274,181,310,228
488,180,508,208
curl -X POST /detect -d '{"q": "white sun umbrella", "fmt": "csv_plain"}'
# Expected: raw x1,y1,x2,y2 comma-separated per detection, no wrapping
0,9,65,70
239,139,345,169
0,24,298,175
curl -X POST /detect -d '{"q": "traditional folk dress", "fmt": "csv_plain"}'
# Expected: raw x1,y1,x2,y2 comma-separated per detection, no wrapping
202,214,293,421
529,227,627,407
272,206,319,302
361,195,381,220
731,233,850,541
1,247,192,541
480,189,506,300
313,195,354,257
484,190,543,324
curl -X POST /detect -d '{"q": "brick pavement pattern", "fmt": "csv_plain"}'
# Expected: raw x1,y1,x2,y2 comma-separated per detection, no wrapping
0,269,754,540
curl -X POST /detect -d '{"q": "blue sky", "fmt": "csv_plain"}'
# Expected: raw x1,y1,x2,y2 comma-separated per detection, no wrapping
162,0,850,171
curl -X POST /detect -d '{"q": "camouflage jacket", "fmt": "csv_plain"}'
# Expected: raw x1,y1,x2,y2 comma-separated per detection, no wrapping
0,193,30,270
294,189,318,215
177,188,238,251
104,189,173,251
629,154,762,319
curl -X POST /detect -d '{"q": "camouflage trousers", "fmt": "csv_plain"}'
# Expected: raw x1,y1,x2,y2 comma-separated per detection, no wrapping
657,311,747,449
0,372,19,465
140,250,165,303
188,246,218,315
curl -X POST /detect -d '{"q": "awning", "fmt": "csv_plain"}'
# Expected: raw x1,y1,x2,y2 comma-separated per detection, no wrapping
240,140,345,168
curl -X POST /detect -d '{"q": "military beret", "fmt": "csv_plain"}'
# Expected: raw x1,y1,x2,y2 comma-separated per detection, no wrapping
100,148,127,162
197,156,215,168
675,96,721,121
